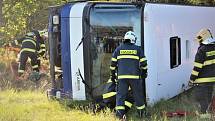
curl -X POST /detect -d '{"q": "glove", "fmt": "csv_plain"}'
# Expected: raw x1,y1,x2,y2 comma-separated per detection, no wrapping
141,70,147,79
110,75,116,83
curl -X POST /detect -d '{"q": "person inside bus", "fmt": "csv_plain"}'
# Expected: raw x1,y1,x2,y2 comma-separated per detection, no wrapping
189,28,215,115
110,31,147,119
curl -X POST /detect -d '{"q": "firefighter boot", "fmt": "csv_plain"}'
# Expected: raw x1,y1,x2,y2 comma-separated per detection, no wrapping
122,114,127,121
116,110,125,120
29,71,41,82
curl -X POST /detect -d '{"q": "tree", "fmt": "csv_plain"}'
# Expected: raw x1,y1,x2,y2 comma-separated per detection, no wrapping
0,0,66,43
188,0,215,5
0,0,2,26
0,0,214,44
146,0,215,5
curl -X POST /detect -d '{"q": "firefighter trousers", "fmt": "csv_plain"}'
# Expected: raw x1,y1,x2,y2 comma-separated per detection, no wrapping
102,82,134,110
18,51,39,76
195,83,214,113
116,79,145,117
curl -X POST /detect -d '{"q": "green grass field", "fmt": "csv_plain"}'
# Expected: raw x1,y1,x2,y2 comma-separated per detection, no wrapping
0,89,213,121
0,90,118,121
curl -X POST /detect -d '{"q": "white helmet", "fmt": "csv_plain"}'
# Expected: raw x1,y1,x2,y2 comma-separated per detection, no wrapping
26,32,36,37
124,31,137,44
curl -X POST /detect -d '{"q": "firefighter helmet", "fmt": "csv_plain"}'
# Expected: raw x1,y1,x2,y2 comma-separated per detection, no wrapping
124,31,137,44
196,29,213,43
26,30,40,38
39,30,48,37
26,32,36,37
32,30,40,38
39,30,48,41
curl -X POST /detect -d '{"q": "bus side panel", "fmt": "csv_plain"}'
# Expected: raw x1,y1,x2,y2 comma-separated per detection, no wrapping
144,4,159,104
145,4,215,103
69,3,88,100
61,4,73,94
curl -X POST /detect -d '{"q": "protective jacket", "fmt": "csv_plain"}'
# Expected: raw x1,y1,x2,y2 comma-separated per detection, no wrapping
18,36,40,74
37,37,46,57
12,37,45,57
11,36,39,52
110,43,147,80
20,36,39,53
190,42,215,83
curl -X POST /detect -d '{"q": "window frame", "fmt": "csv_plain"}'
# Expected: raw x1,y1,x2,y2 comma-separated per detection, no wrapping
170,36,181,69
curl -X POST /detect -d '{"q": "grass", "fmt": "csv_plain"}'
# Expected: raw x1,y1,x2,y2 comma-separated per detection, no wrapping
0,89,213,121
0,47,51,91
0,90,118,121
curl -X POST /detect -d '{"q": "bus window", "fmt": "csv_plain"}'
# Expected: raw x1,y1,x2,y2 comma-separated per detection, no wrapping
170,36,181,69
89,5,141,96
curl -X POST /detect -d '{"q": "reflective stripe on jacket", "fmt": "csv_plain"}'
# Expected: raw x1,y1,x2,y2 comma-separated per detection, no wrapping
37,37,46,57
190,43,215,83
21,37,38,53
110,43,147,79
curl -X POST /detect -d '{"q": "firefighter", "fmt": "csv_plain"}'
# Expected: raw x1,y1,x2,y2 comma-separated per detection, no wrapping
18,31,40,77
37,30,48,68
189,28,215,114
110,31,147,119
96,79,134,112
14,30,47,71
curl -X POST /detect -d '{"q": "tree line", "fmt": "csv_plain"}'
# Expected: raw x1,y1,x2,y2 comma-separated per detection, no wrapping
0,0,65,45
0,0,214,45
146,0,215,5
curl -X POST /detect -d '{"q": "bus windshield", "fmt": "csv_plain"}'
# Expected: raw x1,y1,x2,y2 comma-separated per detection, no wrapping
89,4,141,96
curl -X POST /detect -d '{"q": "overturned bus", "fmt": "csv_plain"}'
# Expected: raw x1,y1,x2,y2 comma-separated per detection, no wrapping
48,1,215,104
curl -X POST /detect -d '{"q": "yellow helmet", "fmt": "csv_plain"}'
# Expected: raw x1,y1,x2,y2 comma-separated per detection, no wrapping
39,29,48,40
196,29,213,43
39,29,48,38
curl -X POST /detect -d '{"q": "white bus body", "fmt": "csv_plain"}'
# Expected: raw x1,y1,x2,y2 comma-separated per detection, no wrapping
48,2,215,104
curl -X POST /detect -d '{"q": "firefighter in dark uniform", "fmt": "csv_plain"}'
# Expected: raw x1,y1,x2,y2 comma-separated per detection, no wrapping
110,31,147,119
18,31,40,76
13,30,47,77
96,78,134,112
37,30,48,68
189,28,215,114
